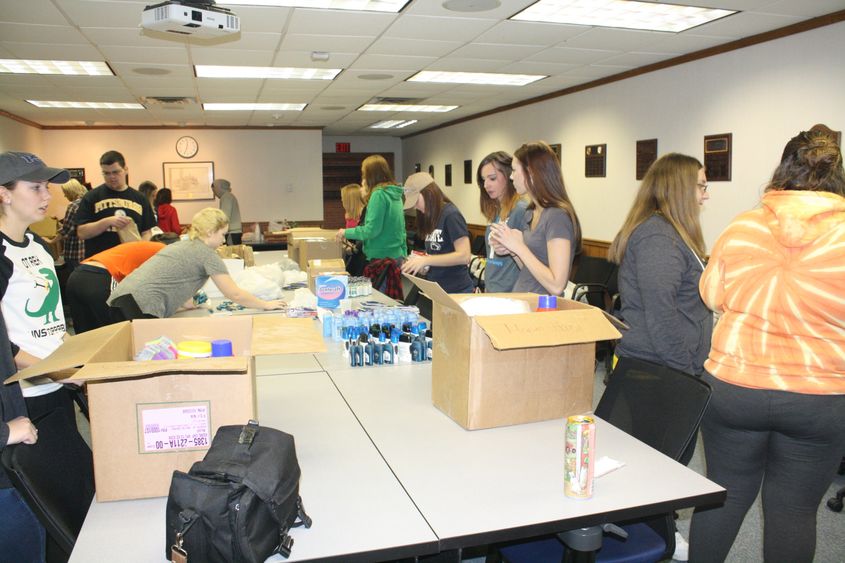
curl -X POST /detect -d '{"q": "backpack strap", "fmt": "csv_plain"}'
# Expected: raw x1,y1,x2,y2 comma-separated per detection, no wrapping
233,419,260,465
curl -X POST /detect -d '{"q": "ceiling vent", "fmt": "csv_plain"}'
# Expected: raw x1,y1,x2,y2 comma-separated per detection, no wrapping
142,96,197,108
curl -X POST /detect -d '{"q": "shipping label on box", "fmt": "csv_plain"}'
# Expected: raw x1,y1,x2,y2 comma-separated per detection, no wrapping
137,401,211,454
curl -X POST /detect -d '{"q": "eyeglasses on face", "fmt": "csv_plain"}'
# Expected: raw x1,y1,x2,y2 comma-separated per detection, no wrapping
697,182,709,193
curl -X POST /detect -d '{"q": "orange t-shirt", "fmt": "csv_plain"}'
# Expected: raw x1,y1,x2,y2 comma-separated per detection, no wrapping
83,241,165,282
701,190,845,394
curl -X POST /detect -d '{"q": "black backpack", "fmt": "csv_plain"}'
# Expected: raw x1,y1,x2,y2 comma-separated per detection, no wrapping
165,420,312,562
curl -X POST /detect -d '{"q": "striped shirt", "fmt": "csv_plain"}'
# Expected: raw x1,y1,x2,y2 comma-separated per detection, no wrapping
701,190,845,394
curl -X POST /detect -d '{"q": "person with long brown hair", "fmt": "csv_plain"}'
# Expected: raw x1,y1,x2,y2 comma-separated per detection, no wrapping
336,155,406,262
489,141,580,296
608,152,711,378
689,129,845,562
400,172,474,293
477,151,528,292
340,183,365,228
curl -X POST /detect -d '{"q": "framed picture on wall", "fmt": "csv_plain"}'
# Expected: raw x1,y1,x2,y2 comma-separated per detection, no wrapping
163,161,215,200
66,167,86,184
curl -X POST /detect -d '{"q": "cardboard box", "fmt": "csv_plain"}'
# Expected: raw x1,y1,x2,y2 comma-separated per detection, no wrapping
217,244,255,266
307,258,347,292
284,229,336,267
406,276,623,430
7,315,326,501
294,237,342,270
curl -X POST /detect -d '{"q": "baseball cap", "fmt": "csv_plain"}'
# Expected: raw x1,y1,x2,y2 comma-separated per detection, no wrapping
0,151,70,186
403,172,435,210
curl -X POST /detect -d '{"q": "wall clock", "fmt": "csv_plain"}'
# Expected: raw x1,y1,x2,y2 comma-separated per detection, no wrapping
176,136,199,158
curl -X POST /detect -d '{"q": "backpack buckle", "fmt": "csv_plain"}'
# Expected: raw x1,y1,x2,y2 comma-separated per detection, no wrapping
275,532,294,558
238,420,259,446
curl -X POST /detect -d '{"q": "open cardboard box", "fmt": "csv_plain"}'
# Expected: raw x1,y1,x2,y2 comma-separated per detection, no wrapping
217,244,255,266
406,275,623,430
6,315,326,501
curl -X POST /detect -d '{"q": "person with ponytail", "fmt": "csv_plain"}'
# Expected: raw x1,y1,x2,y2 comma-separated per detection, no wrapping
108,208,286,320
689,129,845,562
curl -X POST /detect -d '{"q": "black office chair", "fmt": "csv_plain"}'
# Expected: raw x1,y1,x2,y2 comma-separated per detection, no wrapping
569,255,620,373
498,357,712,563
471,234,487,256
1,407,95,563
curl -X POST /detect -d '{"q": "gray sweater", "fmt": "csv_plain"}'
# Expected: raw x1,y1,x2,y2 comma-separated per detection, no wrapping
615,214,712,376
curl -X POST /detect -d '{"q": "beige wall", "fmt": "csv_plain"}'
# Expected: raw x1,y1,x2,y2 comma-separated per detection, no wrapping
402,22,845,248
0,120,325,226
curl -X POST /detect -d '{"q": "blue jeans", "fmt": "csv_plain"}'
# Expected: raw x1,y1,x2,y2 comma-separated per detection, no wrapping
0,487,45,563
689,372,845,563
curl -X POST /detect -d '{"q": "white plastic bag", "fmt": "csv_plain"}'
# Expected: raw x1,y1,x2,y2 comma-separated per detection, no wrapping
231,268,282,300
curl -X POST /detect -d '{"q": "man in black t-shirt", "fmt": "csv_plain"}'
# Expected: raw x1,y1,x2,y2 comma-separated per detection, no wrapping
76,150,156,258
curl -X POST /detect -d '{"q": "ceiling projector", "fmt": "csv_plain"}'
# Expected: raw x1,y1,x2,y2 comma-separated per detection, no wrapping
142,1,239,38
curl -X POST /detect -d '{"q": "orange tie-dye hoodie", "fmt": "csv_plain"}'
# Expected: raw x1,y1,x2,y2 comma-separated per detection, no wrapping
700,190,845,394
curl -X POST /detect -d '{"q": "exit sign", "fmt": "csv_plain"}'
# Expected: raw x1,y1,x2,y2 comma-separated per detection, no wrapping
336,142,351,153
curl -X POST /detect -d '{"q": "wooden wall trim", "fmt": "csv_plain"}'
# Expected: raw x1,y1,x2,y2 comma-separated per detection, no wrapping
404,10,845,139
0,110,43,129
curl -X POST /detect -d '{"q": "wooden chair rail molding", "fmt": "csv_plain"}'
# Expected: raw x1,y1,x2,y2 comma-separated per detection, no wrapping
467,223,610,259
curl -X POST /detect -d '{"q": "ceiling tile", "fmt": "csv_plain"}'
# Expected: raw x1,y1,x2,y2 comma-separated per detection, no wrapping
0,22,89,44
287,9,395,36
474,21,587,46
528,47,620,65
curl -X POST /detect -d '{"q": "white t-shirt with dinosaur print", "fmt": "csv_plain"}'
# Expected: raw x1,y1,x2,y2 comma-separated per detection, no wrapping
0,231,64,397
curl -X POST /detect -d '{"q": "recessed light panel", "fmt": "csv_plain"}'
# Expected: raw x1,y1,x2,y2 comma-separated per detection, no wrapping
203,103,307,111
408,70,545,86
369,119,418,129
27,100,142,109
359,104,457,112
1,60,113,76
196,65,341,80
221,1,409,13
511,0,736,33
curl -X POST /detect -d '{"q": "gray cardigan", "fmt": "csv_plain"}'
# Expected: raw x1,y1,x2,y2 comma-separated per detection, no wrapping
1,306,28,489
615,214,712,376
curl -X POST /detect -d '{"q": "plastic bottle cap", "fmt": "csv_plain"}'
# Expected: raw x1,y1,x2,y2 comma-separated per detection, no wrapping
177,340,212,359
211,339,234,357
538,295,549,310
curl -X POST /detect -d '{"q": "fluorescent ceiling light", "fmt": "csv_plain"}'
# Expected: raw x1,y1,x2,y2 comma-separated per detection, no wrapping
203,103,306,111
408,70,545,86
221,1,409,12
1,59,113,76
26,100,142,109
511,0,736,33
369,119,418,129
359,104,457,112
196,65,341,80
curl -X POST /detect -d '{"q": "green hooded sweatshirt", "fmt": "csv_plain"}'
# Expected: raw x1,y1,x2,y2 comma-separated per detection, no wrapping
344,183,407,260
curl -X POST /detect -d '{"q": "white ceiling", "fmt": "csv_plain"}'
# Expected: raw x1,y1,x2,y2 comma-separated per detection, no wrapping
1,0,844,135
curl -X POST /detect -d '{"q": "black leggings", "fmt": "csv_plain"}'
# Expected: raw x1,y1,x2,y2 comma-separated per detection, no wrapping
66,265,114,333
689,372,845,563
109,294,158,323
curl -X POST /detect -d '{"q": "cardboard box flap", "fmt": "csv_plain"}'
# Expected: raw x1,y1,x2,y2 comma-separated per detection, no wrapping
250,316,327,355
5,322,133,384
404,274,464,313
475,307,622,350
74,356,249,382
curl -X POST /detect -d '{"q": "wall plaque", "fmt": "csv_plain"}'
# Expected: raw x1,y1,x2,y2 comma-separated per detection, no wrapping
636,139,658,180
585,144,607,178
704,133,732,181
